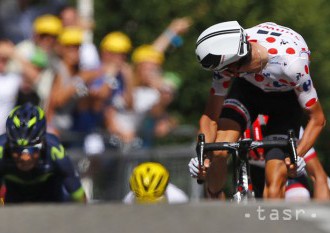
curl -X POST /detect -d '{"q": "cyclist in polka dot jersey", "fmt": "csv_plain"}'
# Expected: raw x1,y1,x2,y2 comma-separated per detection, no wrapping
190,21,326,199
212,22,317,108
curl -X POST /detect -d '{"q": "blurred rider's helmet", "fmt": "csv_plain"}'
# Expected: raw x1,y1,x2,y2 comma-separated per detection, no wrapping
58,27,84,46
6,103,46,147
100,32,132,53
129,162,169,203
33,14,62,36
132,45,164,65
195,21,250,71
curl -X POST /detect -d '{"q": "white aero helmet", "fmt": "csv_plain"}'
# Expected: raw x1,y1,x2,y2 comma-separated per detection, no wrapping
196,21,250,71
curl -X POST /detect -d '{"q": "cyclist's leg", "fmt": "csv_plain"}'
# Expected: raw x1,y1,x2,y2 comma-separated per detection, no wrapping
305,156,330,200
262,90,302,199
205,118,241,198
264,158,287,198
299,127,330,200
205,79,258,199
249,163,265,198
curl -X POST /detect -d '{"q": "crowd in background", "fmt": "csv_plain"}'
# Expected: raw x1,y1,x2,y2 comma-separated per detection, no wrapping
0,0,193,155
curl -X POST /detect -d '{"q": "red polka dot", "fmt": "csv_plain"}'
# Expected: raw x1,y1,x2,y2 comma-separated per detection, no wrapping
268,48,278,54
286,48,295,54
248,39,257,43
305,98,316,108
255,74,264,82
210,88,215,95
223,81,230,88
266,37,276,43
279,79,288,84
305,65,309,74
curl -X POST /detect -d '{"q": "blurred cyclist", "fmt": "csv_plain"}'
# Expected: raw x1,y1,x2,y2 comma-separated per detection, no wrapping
123,162,188,204
0,103,86,203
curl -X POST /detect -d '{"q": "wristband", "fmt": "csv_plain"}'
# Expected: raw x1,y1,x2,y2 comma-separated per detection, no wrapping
164,29,183,47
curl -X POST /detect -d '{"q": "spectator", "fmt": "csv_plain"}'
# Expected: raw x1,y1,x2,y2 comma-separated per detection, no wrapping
47,26,106,141
7,14,63,109
106,44,164,150
104,17,191,150
59,5,94,32
0,0,66,43
139,71,182,147
59,5,100,71
131,17,191,147
100,32,136,147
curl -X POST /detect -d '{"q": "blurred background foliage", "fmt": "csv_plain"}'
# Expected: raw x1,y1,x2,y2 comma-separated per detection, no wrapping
91,0,330,171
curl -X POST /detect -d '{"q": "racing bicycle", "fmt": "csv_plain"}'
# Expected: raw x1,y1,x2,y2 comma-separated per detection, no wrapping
195,130,298,203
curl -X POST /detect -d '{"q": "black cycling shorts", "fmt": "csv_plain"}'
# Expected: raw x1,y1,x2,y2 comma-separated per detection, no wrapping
220,78,303,160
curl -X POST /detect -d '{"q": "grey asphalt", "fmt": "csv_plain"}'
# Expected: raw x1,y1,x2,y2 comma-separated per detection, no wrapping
0,201,329,233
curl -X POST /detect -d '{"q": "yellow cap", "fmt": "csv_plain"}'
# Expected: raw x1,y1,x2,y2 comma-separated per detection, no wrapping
33,14,62,36
132,45,164,65
100,31,132,53
58,27,84,46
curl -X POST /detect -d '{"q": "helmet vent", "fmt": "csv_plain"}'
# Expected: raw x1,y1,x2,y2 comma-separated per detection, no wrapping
196,29,240,47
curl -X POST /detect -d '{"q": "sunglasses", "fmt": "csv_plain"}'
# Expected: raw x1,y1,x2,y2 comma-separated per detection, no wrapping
11,143,42,154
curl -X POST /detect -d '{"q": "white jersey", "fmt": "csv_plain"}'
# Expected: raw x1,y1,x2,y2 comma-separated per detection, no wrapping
212,22,318,109
123,183,189,204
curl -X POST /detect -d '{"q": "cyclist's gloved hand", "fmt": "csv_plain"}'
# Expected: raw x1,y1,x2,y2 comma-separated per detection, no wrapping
188,157,199,177
296,156,306,177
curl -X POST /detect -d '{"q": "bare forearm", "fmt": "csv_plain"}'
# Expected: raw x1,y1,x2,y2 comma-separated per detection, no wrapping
297,102,326,157
297,120,324,157
198,95,225,142
52,85,78,107
199,115,218,143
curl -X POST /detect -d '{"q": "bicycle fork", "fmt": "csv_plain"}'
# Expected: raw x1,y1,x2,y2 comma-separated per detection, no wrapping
232,152,255,203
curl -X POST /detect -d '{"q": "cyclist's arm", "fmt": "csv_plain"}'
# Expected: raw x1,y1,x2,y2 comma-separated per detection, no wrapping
199,94,224,143
61,160,86,203
199,73,231,142
59,157,86,203
52,146,86,203
285,58,326,157
298,101,325,157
